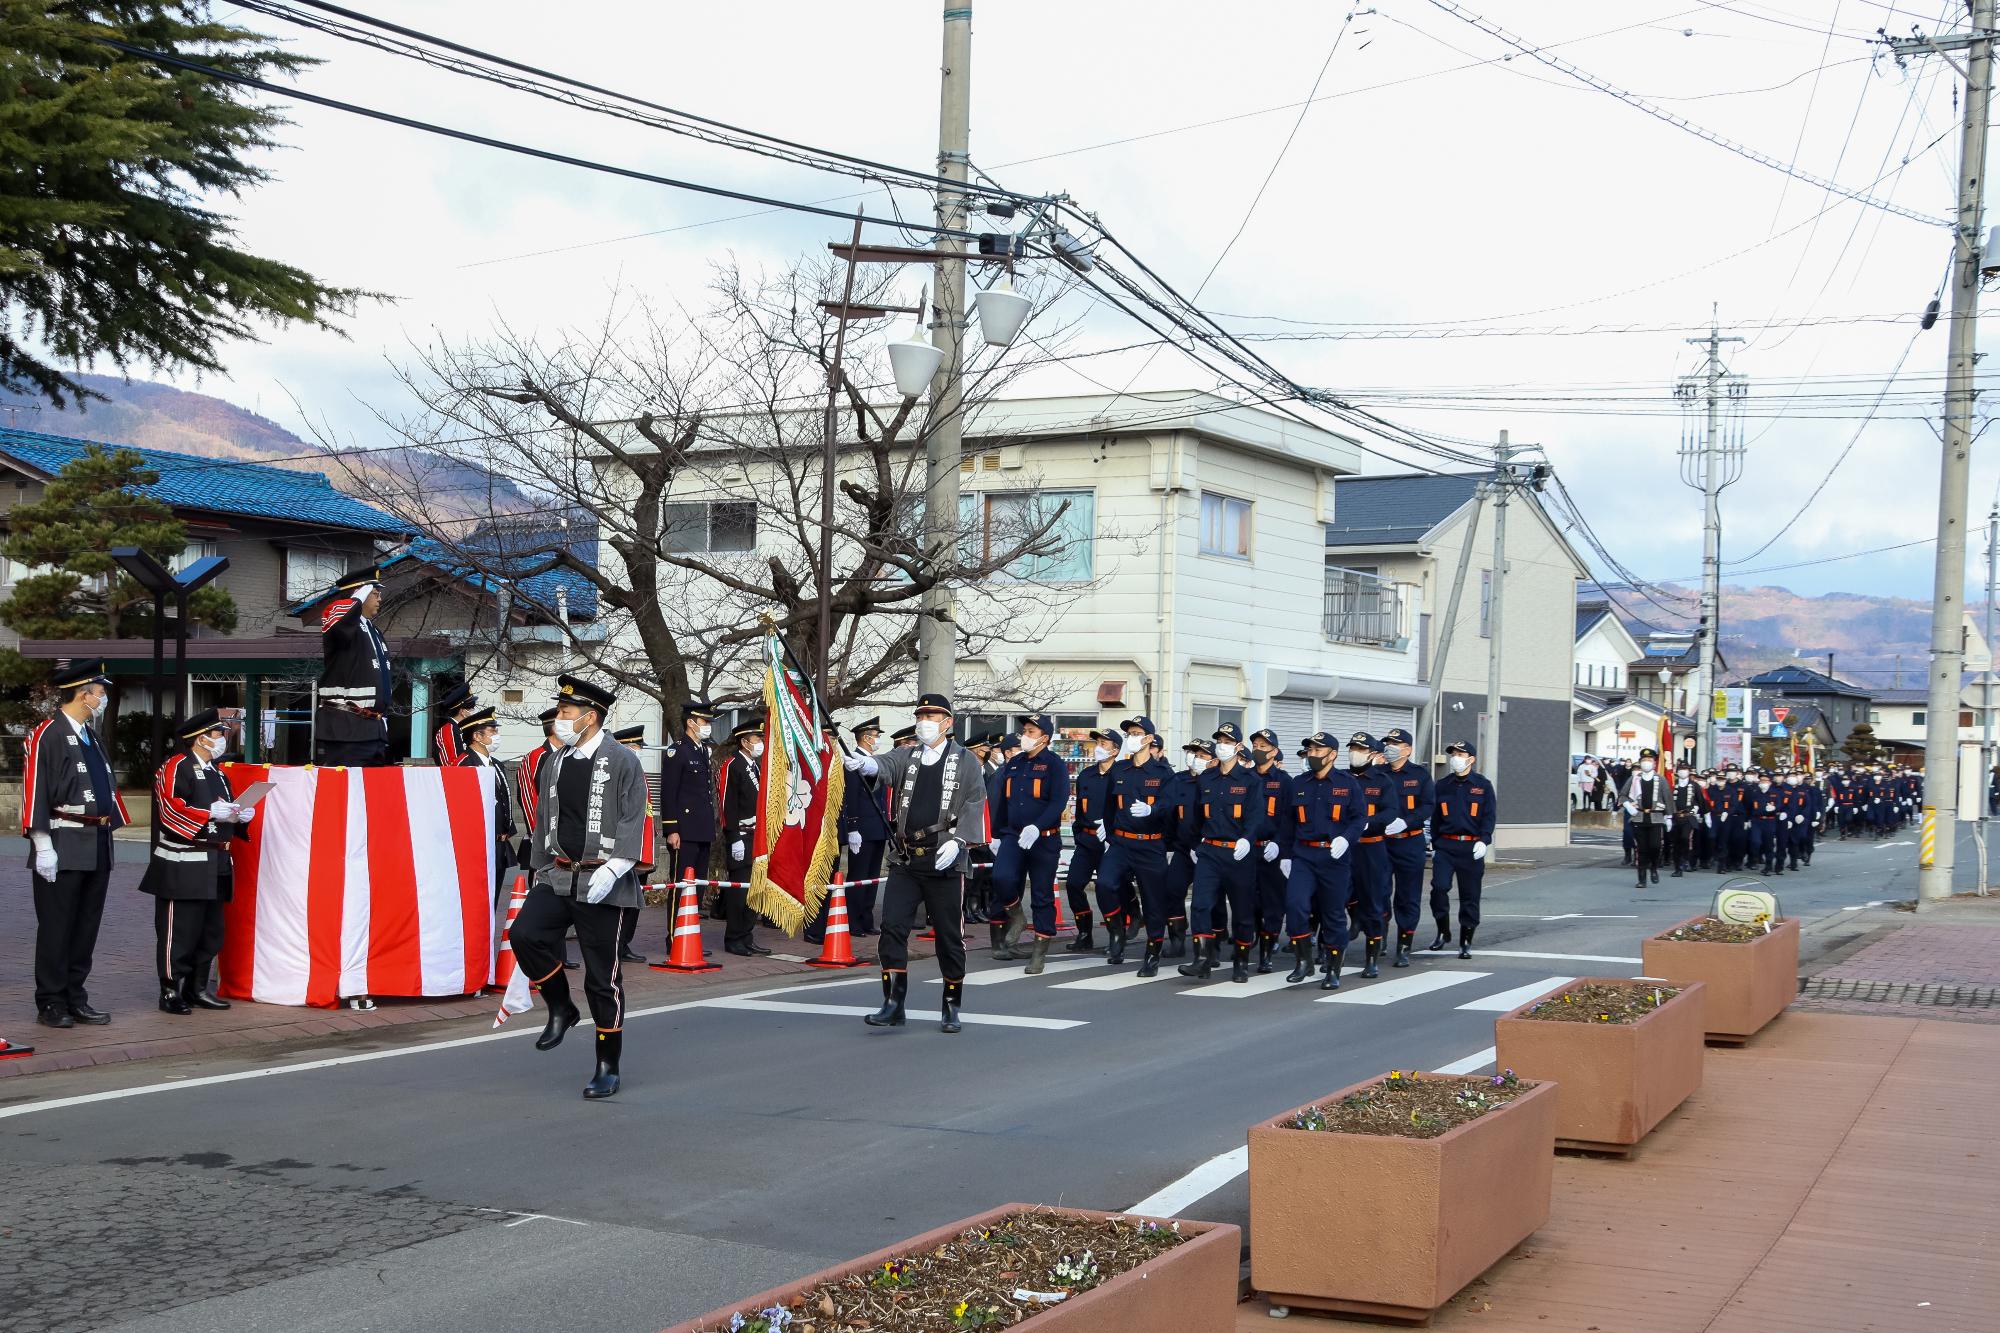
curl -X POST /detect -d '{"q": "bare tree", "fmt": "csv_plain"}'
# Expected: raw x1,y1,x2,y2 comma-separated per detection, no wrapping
331,255,1116,724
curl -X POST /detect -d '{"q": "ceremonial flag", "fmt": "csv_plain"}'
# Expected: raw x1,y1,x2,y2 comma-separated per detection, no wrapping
746,633,845,935
1659,714,1675,784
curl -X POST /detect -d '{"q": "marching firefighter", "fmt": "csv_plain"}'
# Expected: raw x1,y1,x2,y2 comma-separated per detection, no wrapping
1247,727,1295,975
1095,716,1171,968
1377,726,1434,967
1063,730,1120,954
1178,727,1273,983
1428,740,1494,959
1622,748,1672,887
139,710,252,1015
989,715,1070,974
1346,733,1394,979
1281,730,1366,989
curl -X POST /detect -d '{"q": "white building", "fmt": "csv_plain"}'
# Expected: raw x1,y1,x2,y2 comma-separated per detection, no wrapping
1573,601,1640,693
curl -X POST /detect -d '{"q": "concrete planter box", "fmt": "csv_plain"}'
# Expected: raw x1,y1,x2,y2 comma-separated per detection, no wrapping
1642,916,1798,1044
1248,1075,1557,1322
659,1204,1240,1333
1494,978,1706,1155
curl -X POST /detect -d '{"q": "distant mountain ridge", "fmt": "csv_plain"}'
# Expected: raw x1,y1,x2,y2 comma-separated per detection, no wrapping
1612,584,1948,693
0,374,523,521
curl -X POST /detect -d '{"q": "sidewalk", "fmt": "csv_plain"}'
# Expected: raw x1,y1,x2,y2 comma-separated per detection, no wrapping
1796,893,2000,1023
0,861,958,1080
1237,1010,2000,1332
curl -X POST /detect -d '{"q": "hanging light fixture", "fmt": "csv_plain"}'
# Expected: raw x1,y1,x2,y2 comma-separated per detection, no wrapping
887,290,943,398
973,276,1032,348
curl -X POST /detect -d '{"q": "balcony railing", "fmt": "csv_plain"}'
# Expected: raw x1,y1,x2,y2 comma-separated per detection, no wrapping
1324,566,1411,648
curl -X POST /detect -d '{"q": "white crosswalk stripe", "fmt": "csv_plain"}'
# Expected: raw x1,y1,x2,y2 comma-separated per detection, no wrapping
1454,976,1576,1012
931,958,1101,986
1318,971,1492,1006
1180,972,1303,999
1051,969,1174,992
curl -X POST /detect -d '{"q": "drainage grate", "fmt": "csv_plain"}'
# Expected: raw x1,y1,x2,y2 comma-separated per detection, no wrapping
1796,977,2000,1008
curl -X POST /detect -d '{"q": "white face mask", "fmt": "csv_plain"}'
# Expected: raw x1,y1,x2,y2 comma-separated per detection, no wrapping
202,733,228,760
88,692,108,717
1449,755,1471,775
1758,781,1771,792
1383,744,1405,763
552,718,580,745
1019,732,1043,752
695,723,712,742
914,718,943,745
1120,733,1145,757
1348,751,1372,769
1093,743,1115,762
1214,742,1238,763
1640,760,1655,773
746,740,764,759
1189,757,1210,775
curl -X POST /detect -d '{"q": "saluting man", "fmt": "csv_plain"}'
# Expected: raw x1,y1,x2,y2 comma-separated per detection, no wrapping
1178,727,1273,983
456,706,516,902
1377,727,1435,968
837,717,892,937
25,660,129,1029
1282,731,1366,990
717,715,771,957
1428,740,1494,959
989,714,1070,975
843,694,987,1033
314,564,394,767
515,675,651,1100
140,710,252,1014
657,701,717,898
433,683,476,766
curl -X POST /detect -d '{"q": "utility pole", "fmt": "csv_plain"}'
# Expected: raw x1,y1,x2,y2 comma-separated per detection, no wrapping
1892,6,1994,903
1417,490,1486,764
1985,507,1997,806
1679,308,1745,773
1484,432,1518,787
918,1,972,704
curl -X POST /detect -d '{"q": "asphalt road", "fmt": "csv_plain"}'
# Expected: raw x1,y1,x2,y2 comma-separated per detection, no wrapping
0,828,1960,1333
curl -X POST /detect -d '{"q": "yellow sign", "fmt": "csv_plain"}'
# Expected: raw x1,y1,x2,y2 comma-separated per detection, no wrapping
1714,888,1779,925
1711,689,1728,721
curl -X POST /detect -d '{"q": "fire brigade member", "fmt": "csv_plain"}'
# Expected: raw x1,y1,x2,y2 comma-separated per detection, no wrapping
1178,730,1274,983
139,709,251,1015
717,716,769,957
1063,730,1118,953
837,717,891,937
1162,738,1200,957
457,706,516,902
659,701,717,924
314,564,393,766
1346,732,1394,979
1247,727,1295,975
1282,731,1365,989
1095,716,1171,968
1749,770,1786,877
1622,748,1672,887
1427,740,1494,960
990,714,1070,974
1376,726,1435,968
433,682,476,765
1787,770,1818,868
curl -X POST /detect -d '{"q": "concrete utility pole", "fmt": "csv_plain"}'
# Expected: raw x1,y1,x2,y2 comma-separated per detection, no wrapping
1680,309,1745,772
918,1,972,702
1483,432,1518,786
1417,490,1486,763
1894,5,1994,903
1985,507,1997,804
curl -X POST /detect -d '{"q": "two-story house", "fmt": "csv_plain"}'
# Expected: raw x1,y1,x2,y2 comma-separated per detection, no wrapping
1322,471,1589,846
1739,665,1874,742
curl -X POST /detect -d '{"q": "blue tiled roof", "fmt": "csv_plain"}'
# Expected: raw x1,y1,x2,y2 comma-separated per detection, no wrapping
397,524,599,622
0,427,411,537
1575,602,1611,640
1324,472,1483,546
1746,664,1872,699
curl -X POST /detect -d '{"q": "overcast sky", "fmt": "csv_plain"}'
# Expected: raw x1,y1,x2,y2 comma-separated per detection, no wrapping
112,0,1996,606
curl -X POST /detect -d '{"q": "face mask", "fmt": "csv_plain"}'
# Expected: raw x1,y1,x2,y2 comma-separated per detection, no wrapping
696,723,712,742
1214,742,1238,763
1019,733,1043,752
1640,760,1655,773
1093,743,1115,762
1348,751,1371,769
1449,755,1471,774
201,733,227,759
914,719,943,745
88,692,108,718
1253,746,1276,765
552,719,579,745
1758,781,1771,792
1383,744,1405,763
1189,757,1210,775
746,740,764,759
1120,733,1145,757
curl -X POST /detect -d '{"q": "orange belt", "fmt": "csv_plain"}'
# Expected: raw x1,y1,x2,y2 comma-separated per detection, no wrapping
1114,830,1162,841
1391,829,1425,839
1202,838,1241,848
1359,835,1385,844
1439,834,1478,841
1299,839,1337,848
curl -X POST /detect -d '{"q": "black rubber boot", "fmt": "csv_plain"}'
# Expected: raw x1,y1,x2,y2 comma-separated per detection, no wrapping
1064,915,1095,952
159,979,192,1016
1024,936,1050,975
1285,939,1313,983
1256,935,1276,975
1320,947,1342,991
1459,925,1475,960
1177,937,1214,980
864,971,908,1027
1000,898,1028,956
1230,941,1251,983
1361,937,1382,979
1105,916,1128,965
940,978,963,1034
534,970,580,1051
1136,939,1162,978
1650,868,1660,884
1427,920,1452,951
1672,863,1685,878
583,1030,621,1100
1165,920,1187,959
1393,931,1414,968
988,922,1018,962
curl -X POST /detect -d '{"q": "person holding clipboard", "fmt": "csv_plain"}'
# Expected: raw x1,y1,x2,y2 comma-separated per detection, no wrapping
139,710,256,1014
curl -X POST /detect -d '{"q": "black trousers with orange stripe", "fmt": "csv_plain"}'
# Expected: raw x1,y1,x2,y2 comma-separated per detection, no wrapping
510,883,630,1032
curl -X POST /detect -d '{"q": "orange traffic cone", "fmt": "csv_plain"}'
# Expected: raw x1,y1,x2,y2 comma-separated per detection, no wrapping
0,1036,32,1060
652,869,722,973
1055,893,1070,935
805,875,867,969
486,871,529,993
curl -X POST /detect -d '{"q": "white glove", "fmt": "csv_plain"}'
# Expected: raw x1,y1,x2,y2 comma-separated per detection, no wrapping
730,839,745,861
846,831,861,853
1128,800,1152,818
1330,836,1349,860
1231,837,1250,861
208,799,237,820
1720,812,1729,823
236,805,256,824
845,752,878,777
1473,841,1489,861
1261,841,1279,863
1018,826,1040,850
1280,858,1292,878
1384,818,1407,836
1623,802,1638,817
933,838,961,871
1795,815,1806,825
34,848,58,881
1705,815,1713,828
584,865,618,904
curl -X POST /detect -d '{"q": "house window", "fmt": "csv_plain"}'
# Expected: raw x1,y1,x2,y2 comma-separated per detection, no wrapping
1962,710,1976,728
282,547,348,604
1912,710,1926,725
169,541,220,576
1868,710,1880,724
662,501,757,554
1479,568,1492,638
1199,493,1252,560
958,488,1095,581
1192,704,1245,741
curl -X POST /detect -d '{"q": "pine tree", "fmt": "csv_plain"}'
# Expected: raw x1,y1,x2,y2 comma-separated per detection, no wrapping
1841,722,1885,765
0,2,368,407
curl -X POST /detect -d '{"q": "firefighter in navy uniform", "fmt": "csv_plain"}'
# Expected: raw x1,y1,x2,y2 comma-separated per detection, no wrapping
1063,730,1119,953
314,564,394,767
1672,770,1702,876
1178,730,1273,983
455,706,516,902
717,715,771,957
1246,727,1294,975
1162,738,1200,957
24,660,130,1029
1428,740,1494,960
139,710,252,1015
837,718,892,937
989,714,1070,974
1095,716,1172,969
1749,770,1786,876
605,724,659,964
1345,733,1394,978
1788,771,1819,868
658,701,717,916
516,708,578,971
433,683,476,766
1281,731,1366,990
1713,766,1749,871
516,675,652,1100
1376,726,1435,968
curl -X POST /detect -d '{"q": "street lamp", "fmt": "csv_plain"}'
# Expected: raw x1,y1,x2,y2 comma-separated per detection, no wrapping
111,546,229,772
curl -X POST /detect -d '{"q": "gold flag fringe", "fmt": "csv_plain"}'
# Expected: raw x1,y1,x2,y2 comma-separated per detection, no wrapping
746,665,846,938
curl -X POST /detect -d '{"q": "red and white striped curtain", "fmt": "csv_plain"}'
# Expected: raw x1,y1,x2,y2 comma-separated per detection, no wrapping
217,765,496,1007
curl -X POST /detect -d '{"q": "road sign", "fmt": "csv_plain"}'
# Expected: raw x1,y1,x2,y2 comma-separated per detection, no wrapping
1772,705,1791,722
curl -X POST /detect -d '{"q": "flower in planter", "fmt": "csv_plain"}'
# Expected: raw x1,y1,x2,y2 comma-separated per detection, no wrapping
727,1308,794,1333
1051,1249,1100,1287
870,1259,917,1290
952,1300,1005,1329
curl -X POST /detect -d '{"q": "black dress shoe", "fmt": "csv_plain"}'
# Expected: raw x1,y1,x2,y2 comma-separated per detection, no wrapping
619,947,646,964
159,985,192,1016
563,959,581,970
724,944,758,957
189,987,231,1010
747,942,772,956
67,1004,111,1025
36,1005,73,1029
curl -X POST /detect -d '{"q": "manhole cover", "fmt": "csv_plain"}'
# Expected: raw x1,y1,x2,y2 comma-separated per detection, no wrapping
1796,977,1999,1008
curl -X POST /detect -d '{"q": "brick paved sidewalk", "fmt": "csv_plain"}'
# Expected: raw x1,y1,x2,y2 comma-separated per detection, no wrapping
1796,894,2000,1024
0,860,970,1080
1237,1011,2000,1333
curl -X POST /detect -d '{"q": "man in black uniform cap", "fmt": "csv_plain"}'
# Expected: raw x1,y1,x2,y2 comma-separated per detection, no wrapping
717,714,772,956
456,706,516,902
140,709,252,1014
658,700,717,910
315,564,394,767
433,682,476,766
